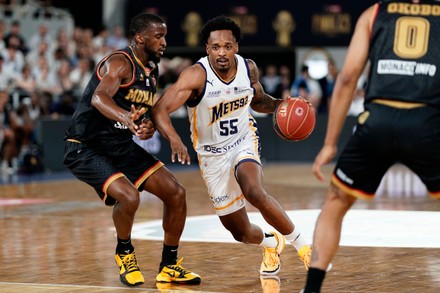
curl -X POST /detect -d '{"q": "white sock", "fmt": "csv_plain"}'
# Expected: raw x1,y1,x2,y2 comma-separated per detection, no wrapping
259,231,278,248
284,230,308,251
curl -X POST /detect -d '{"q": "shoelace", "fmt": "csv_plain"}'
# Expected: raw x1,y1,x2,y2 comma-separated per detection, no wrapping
167,257,190,274
121,253,139,272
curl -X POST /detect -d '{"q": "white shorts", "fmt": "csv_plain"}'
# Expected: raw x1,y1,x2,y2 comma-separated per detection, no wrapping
198,139,261,216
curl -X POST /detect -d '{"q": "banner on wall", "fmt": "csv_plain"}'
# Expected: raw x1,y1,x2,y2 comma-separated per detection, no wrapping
126,0,377,47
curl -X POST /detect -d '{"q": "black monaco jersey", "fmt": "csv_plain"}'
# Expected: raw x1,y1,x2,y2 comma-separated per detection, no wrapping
65,46,158,156
366,0,440,106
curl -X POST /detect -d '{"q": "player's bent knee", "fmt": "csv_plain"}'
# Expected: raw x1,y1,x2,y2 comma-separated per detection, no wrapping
113,189,141,212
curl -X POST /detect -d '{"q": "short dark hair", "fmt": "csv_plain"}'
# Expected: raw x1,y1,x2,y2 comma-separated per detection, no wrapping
200,15,242,45
129,13,165,37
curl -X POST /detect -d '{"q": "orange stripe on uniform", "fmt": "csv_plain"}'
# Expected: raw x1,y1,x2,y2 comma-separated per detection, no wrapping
331,174,374,200
214,194,245,211
102,172,125,203
134,161,164,189
191,110,199,151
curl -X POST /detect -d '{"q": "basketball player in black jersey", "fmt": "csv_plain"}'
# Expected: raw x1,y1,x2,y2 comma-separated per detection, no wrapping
63,13,200,286
302,1,440,292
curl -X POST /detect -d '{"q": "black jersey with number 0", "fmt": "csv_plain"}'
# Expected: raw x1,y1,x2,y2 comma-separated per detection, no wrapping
366,0,440,106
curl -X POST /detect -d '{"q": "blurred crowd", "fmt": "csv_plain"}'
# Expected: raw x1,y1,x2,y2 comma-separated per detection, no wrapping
0,12,201,176
0,2,366,177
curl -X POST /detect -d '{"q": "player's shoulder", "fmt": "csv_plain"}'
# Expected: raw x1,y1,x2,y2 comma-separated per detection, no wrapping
102,51,132,68
176,63,206,86
243,57,257,69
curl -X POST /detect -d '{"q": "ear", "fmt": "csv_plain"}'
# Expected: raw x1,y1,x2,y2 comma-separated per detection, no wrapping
205,44,209,54
235,43,239,54
135,33,143,44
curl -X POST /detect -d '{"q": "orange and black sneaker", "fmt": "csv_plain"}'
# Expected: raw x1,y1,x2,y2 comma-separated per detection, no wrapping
156,257,201,284
115,250,145,286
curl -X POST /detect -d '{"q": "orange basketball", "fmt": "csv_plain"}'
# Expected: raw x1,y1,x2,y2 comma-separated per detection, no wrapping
273,97,316,141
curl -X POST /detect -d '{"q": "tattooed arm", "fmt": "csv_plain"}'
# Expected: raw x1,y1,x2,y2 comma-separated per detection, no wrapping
247,59,284,114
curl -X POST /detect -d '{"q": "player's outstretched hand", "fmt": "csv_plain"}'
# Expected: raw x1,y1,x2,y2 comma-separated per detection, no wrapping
312,144,337,182
169,137,191,165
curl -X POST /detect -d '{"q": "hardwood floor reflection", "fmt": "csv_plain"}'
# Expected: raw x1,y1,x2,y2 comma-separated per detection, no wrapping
1,164,439,292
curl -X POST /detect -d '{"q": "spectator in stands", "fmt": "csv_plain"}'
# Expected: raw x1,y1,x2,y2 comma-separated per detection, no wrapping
70,27,94,66
92,26,108,50
14,64,36,98
0,20,6,52
82,28,95,52
0,89,19,175
91,40,111,66
54,28,75,60
261,64,281,98
0,0,14,17
106,25,128,51
318,59,338,114
69,56,94,98
14,96,37,155
34,56,57,102
2,34,25,75
28,22,54,53
26,40,55,70
26,91,48,120
51,58,73,99
276,65,292,100
3,20,28,55
290,64,322,111
0,54,15,91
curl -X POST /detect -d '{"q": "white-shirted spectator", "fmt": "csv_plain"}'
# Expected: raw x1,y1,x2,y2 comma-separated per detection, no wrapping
1,35,25,76
106,25,128,51
28,22,55,53
0,54,16,91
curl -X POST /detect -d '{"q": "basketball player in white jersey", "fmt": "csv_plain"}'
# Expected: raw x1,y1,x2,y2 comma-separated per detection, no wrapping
152,15,321,276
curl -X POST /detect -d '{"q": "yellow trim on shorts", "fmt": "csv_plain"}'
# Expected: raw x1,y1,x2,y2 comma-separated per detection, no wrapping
102,172,125,203
214,194,245,211
134,161,164,189
331,175,373,200
372,99,426,109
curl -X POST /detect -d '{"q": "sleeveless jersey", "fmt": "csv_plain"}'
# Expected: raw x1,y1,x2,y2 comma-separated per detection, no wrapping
65,46,158,156
186,55,256,156
366,0,440,105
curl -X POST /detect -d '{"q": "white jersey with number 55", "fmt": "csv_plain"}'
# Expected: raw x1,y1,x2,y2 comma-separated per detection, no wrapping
186,54,258,156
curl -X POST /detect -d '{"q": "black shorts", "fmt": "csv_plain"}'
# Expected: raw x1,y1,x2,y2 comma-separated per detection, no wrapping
63,140,164,205
333,102,440,199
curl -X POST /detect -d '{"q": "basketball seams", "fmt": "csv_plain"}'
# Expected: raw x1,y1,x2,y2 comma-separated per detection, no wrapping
286,99,309,138
274,101,289,140
272,97,316,141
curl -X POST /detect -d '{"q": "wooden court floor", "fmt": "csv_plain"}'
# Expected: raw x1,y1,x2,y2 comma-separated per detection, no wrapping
1,163,440,293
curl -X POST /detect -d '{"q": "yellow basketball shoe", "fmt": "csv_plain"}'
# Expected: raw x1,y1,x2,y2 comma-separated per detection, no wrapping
156,257,201,284
115,250,145,286
260,231,286,275
298,245,333,272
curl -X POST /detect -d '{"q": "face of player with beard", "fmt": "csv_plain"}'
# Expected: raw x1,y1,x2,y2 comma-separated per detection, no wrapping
138,22,167,65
